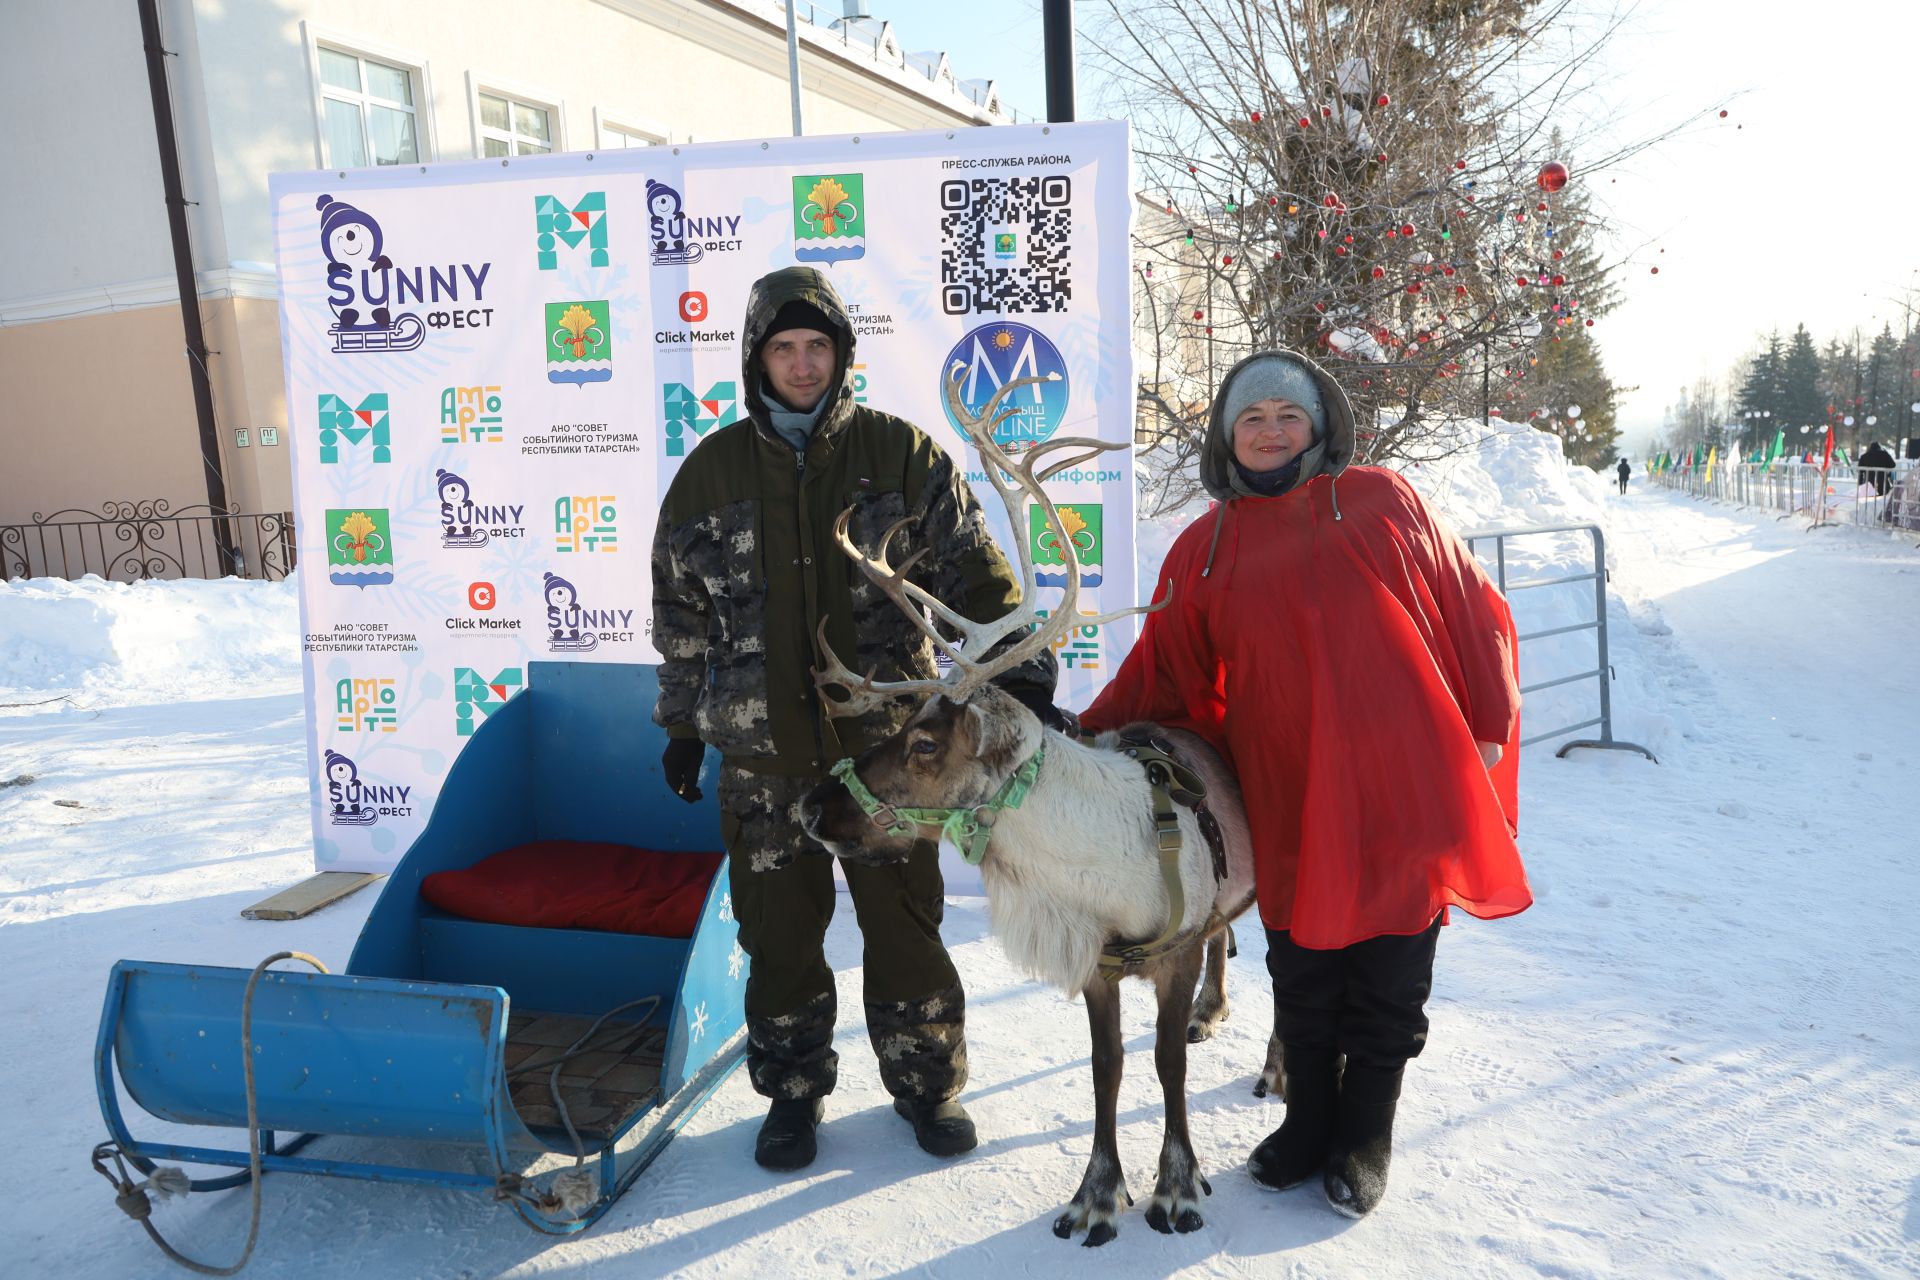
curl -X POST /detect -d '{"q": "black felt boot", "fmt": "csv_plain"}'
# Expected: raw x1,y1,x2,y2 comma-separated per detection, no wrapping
755,1097,825,1171
1248,1045,1341,1190
892,1097,978,1157
1323,1064,1402,1217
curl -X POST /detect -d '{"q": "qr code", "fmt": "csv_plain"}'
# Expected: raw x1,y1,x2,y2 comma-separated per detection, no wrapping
939,175,1072,314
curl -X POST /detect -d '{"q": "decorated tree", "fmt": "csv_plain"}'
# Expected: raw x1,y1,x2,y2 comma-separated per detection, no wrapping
1093,0,1709,509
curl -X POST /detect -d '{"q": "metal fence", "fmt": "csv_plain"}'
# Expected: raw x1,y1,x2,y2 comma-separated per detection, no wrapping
1460,521,1656,762
1653,460,1920,538
0,501,295,584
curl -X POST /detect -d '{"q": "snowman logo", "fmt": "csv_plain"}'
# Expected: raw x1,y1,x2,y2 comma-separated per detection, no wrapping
318,194,424,353
647,179,703,266
323,748,377,826
544,571,599,652
436,469,487,548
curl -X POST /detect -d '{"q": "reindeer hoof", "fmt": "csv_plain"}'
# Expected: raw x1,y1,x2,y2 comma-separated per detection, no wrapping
1253,1079,1269,1098
1145,1201,1206,1234
1083,1222,1118,1248
1052,1212,1074,1239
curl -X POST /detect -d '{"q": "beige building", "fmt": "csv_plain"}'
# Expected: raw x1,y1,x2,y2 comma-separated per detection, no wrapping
0,0,1025,578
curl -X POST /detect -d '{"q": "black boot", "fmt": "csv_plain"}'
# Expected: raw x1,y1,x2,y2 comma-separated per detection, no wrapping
755,1097,825,1171
1248,1045,1340,1190
1324,1064,1402,1217
892,1097,977,1157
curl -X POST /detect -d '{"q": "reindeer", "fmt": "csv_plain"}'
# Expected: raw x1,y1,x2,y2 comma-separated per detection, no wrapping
798,372,1278,1246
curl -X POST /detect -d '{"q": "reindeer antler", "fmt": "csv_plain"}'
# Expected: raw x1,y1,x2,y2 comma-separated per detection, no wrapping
812,368,1167,717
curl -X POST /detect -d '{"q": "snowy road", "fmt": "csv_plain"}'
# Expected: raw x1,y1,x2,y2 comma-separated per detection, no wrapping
3,477,1917,1278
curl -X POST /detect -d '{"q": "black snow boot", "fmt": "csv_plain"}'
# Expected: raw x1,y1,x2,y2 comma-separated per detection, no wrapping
1248,1045,1341,1190
892,1097,978,1157
755,1097,825,1171
1323,1064,1402,1217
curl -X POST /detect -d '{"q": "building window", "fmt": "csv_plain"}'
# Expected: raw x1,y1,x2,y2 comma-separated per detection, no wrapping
602,124,660,148
479,92,553,157
317,46,420,167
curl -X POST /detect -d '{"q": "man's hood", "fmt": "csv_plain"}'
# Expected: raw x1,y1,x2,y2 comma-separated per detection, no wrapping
740,266,858,436
1198,349,1357,502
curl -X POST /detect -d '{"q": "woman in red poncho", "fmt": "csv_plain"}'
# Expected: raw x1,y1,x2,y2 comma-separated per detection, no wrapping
1080,349,1532,1219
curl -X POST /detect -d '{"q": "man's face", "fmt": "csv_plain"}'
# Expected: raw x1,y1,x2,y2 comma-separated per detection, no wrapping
760,327,836,412
1232,398,1315,472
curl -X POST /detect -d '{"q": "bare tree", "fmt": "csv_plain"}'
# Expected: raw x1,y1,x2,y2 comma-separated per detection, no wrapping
1090,0,1713,509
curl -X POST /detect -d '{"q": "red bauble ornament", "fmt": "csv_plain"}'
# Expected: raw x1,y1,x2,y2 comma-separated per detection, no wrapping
1321,105,1333,117
1371,266,1386,278
1515,275,1529,286
1268,196,1279,206
1455,159,1467,170
1298,116,1312,128
1407,283,1422,294
1401,223,1416,237
1536,201,1548,211
1585,319,1594,326
1719,109,1728,118
1251,111,1263,123
1515,213,1527,223
1650,266,1659,274
1377,93,1391,107
1552,274,1565,286
1223,254,1233,265
1552,249,1564,260
1193,309,1204,320
1537,161,1570,193
1442,265,1456,276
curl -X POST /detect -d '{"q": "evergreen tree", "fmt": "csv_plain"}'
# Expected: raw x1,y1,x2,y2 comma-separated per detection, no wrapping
1734,331,1785,451
1864,324,1899,450
1779,324,1824,432
1526,328,1619,468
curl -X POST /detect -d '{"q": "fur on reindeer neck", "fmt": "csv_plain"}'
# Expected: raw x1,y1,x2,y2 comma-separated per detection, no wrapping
976,726,1183,993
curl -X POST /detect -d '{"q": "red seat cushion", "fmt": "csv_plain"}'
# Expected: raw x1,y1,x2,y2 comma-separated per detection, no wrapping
421,841,724,938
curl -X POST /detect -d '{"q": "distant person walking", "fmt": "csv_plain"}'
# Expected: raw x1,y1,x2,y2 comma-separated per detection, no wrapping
1615,457,1631,494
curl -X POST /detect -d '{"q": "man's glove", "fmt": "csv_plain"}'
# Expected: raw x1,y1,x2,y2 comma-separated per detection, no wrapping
1005,685,1078,735
662,738,706,804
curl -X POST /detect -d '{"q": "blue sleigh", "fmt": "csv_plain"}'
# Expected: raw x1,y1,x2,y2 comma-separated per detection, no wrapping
94,662,745,1233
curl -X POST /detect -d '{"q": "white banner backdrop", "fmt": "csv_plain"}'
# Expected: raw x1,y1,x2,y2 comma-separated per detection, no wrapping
271,120,1137,872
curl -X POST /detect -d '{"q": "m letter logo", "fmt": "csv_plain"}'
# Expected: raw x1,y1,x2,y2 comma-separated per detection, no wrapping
536,192,608,269
679,291,707,323
318,393,390,464
468,581,496,610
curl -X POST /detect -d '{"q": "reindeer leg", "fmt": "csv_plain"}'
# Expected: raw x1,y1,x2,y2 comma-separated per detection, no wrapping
1054,978,1131,1247
1255,980,1285,1098
1187,929,1231,1043
1147,945,1212,1233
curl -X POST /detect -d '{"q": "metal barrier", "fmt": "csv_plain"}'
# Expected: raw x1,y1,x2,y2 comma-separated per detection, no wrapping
0,500,295,583
1461,521,1657,763
1654,460,1920,539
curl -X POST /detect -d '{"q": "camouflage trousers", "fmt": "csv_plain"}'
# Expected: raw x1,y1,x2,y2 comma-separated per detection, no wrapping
719,764,968,1105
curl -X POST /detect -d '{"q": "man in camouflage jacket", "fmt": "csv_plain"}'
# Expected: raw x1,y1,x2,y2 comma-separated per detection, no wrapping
650,265,1061,1171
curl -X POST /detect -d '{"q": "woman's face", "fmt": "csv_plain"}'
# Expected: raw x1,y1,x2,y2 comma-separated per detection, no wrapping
1232,398,1316,472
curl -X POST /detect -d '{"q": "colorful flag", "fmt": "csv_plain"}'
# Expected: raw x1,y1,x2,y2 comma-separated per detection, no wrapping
1705,446,1717,482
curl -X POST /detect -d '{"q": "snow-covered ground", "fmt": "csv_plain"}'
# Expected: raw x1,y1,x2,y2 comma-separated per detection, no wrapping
4,431,1918,1278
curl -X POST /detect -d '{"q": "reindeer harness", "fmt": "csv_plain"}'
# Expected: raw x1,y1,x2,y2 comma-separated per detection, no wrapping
829,746,1047,868
829,730,1226,977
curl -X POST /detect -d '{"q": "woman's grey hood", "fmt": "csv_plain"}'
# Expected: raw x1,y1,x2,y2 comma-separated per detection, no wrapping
1198,349,1357,502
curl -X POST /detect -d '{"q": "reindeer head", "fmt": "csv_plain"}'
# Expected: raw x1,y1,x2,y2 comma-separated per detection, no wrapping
797,369,1164,868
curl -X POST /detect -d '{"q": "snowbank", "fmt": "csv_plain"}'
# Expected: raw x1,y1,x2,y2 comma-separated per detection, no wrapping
0,572,301,705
